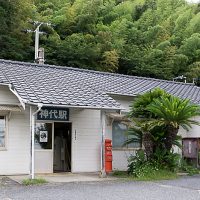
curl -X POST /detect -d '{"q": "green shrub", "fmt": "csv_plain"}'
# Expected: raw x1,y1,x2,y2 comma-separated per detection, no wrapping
128,150,160,178
127,150,146,176
153,148,181,171
112,171,128,178
128,148,183,178
128,149,199,180
179,159,199,176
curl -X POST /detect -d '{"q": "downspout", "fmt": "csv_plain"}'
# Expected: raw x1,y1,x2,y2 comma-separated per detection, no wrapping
31,103,43,179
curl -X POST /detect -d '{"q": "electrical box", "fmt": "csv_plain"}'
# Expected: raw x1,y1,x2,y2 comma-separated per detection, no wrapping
182,138,200,167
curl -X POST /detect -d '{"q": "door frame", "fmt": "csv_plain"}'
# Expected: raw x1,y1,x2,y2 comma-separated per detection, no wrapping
35,120,72,173
53,121,72,173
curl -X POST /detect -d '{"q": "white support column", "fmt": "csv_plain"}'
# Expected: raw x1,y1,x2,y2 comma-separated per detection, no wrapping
31,109,35,179
100,110,106,177
30,104,43,179
30,106,32,178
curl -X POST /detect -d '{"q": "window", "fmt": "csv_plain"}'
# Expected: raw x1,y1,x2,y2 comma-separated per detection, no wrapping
35,123,52,150
112,121,141,149
0,116,6,149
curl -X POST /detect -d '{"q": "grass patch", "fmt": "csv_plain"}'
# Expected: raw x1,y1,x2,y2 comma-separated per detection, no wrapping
112,170,178,181
112,171,129,178
134,169,178,181
22,178,47,186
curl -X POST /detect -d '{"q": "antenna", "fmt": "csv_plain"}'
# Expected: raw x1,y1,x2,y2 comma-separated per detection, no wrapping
24,21,51,64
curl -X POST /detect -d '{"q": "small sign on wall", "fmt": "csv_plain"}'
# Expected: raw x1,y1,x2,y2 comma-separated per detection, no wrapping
40,131,48,142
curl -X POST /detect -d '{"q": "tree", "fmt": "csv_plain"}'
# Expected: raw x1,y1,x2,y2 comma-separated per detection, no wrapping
128,88,170,159
1,0,200,82
0,0,34,61
147,96,200,151
128,88,200,160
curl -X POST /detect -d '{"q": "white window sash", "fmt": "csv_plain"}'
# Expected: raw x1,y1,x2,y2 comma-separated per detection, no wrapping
0,115,7,150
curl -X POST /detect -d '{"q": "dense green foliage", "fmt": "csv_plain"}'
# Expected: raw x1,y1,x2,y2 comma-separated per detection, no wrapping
128,88,200,157
127,150,180,178
1,0,200,82
127,149,199,179
127,88,200,176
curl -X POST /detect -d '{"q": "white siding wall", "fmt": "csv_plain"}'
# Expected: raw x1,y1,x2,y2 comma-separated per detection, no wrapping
70,109,102,172
0,85,19,105
0,110,30,175
105,95,136,171
105,118,135,171
180,116,200,138
110,95,135,112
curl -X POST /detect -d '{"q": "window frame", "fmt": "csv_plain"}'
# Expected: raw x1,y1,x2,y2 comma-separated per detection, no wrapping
112,120,142,150
0,115,8,151
34,121,53,150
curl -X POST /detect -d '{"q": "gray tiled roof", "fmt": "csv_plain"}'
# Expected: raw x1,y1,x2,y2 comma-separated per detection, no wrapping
0,59,200,109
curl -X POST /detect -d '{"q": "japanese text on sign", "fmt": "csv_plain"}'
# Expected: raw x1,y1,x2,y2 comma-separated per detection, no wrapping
37,107,69,121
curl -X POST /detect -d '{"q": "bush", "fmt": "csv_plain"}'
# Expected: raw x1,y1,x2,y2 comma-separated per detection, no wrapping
128,149,181,177
128,150,159,178
179,159,199,176
127,151,177,180
128,149,199,179
153,148,181,172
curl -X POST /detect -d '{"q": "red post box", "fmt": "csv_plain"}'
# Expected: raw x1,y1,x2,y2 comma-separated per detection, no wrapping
105,139,112,173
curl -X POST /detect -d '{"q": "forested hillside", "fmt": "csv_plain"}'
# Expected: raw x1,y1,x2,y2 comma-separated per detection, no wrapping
0,0,200,83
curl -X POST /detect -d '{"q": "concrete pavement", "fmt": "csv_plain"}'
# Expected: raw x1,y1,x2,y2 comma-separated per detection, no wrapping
8,173,116,184
1,175,200,200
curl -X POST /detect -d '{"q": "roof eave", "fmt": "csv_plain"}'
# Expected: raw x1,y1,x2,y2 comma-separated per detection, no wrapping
26,101,122,111
0,83,27,110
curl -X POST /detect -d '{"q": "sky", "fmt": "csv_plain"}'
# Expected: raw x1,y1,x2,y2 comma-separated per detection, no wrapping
187,0,200,2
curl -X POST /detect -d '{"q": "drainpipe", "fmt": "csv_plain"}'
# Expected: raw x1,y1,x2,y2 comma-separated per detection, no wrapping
31,103,43,179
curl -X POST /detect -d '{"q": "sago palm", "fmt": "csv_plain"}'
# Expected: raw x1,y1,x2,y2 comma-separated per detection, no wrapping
146,96,200,151
124,120,154,160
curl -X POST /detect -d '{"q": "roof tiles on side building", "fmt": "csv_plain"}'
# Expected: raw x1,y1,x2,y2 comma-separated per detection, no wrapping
0,59,199,109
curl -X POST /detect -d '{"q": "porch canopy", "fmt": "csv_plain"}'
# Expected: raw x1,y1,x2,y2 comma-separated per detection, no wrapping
0,105,21,112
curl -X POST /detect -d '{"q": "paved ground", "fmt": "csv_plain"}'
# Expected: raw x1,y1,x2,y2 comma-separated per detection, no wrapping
1,175,200,200
8,173,115,184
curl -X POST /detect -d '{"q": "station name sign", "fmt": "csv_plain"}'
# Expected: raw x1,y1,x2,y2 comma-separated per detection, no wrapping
37,107,69,121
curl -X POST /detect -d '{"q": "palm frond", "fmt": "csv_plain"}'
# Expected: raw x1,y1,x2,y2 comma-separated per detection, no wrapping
123,126,142,147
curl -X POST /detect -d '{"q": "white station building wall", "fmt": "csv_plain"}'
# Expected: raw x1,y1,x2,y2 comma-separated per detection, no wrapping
106,95,136,171
180,116,200,138
0,86,30,175
70,109,102,172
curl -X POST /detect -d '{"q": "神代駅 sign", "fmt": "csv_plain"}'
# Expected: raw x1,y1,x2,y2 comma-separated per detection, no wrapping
37,107,69,121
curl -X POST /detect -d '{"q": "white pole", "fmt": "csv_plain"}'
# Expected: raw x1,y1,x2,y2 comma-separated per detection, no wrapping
100,110,106,177
31,104,43,179
30,106,32,178
35,26,39,61
31,110,35,179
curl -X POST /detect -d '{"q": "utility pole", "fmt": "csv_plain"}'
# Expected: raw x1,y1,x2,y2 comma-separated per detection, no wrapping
173,75,187,83
25,21,51,64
